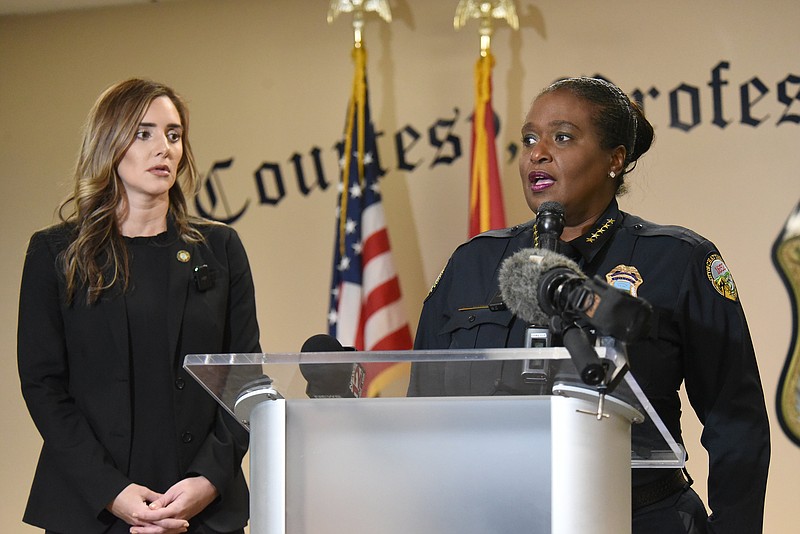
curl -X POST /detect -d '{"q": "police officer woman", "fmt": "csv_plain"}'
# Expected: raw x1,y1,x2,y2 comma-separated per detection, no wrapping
409,77,769,534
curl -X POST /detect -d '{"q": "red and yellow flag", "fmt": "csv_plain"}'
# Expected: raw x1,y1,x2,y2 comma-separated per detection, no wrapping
468,51,506,237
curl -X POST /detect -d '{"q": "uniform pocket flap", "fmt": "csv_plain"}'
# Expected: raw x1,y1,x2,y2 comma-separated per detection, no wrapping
438,307,515,336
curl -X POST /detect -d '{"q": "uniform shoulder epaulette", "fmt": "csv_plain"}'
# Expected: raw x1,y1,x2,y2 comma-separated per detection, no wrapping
466,220,534,242
624,214,705,246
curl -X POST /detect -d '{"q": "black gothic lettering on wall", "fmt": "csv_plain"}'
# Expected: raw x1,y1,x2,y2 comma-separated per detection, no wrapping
740,77,770,127
198,60,798,224
777,74,800,125
670,83,701,132
255,162,286,205
290,147,331,196
506,143,517,164
428,108,462,167
195,158,249,224
395,125,422,171
709,61,731,129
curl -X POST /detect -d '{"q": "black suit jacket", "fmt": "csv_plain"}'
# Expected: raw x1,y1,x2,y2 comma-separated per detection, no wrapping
17,219,260,533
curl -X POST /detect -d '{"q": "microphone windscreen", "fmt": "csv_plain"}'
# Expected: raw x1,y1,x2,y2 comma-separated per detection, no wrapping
537,201,565,217
535,202,566,252
498,248,584,324
301,333,347,353
299,334,362,398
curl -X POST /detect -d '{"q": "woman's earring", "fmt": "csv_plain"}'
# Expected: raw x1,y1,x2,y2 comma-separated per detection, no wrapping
609,170,617,179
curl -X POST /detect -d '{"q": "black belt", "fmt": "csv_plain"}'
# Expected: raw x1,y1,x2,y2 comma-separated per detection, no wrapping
632,469,692,510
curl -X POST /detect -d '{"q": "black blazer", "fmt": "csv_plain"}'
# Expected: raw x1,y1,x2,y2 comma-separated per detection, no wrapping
17,220,261,533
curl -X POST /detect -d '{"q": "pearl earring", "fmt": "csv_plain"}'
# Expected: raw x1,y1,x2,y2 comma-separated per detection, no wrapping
609,171,617,179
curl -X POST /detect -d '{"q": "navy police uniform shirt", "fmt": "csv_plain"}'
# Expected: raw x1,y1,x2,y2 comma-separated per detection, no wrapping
409,198,769,533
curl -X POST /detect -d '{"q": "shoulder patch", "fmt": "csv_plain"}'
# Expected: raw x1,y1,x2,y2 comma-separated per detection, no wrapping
705,253,738,301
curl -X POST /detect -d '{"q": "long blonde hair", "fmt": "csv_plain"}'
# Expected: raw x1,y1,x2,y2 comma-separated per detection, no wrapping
59,78,203,304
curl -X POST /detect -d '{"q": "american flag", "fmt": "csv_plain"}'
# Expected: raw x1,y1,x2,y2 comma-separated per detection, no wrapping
468,51,506,237
328,46,413,397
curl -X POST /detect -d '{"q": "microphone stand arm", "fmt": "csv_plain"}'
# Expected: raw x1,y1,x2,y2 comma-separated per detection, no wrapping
548,316,633,421
550,316,605,385
596,334,631,393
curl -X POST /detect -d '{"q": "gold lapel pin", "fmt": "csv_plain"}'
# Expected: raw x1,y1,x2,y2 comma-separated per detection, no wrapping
176,250,191,263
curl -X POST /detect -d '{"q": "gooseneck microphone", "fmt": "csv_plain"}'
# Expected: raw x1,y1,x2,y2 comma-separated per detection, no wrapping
535,201,565,253
516,201,565,383
499,248,653,385
498,247,584,326
299,334,364,398
499,248,605,385
499,248,653,343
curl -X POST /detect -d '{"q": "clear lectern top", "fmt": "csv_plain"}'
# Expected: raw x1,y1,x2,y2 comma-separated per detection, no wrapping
183,346,685,468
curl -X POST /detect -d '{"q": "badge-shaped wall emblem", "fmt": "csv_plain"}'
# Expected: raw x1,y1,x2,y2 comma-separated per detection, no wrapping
605,264,643,296
774,201,800,447
705,253,738,301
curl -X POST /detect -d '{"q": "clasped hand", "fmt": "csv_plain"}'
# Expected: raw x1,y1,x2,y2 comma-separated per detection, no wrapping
108,476,218,534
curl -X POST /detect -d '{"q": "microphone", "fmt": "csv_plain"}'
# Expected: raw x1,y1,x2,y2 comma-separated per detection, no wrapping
535,201,565,253
498,248,584,326
299,334,364,398
521,203,564,384
499,248,652,343
499,248,653,385
499,248,604,384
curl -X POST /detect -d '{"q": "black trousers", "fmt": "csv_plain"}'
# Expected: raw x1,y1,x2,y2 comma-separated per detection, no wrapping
633,487,709,534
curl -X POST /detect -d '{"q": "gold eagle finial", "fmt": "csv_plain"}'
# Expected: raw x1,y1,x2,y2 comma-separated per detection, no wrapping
454,0,519,30
454,0,519,55
327,0,392,24
328,0,392,48
328,0,393,46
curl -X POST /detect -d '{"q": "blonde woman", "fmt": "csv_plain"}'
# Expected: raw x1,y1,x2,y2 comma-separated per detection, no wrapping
18,79,259,534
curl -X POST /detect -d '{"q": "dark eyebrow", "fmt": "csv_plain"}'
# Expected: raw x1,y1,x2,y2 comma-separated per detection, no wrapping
549,119,580,130
521,119,581,132
139,122,183,130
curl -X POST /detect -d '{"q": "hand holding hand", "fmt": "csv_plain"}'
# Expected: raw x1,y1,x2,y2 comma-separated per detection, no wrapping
132,476,218,529
106,483,189,533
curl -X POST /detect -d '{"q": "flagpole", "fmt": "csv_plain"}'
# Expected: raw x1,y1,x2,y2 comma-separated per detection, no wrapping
328,0,392,256
455,0,519,237
327,0,413,397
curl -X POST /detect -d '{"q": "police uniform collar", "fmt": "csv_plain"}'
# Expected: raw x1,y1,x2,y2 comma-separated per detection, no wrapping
566,199,622,264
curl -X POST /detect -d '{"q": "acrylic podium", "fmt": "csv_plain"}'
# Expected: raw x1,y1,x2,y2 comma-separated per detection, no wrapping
184,344,684,534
